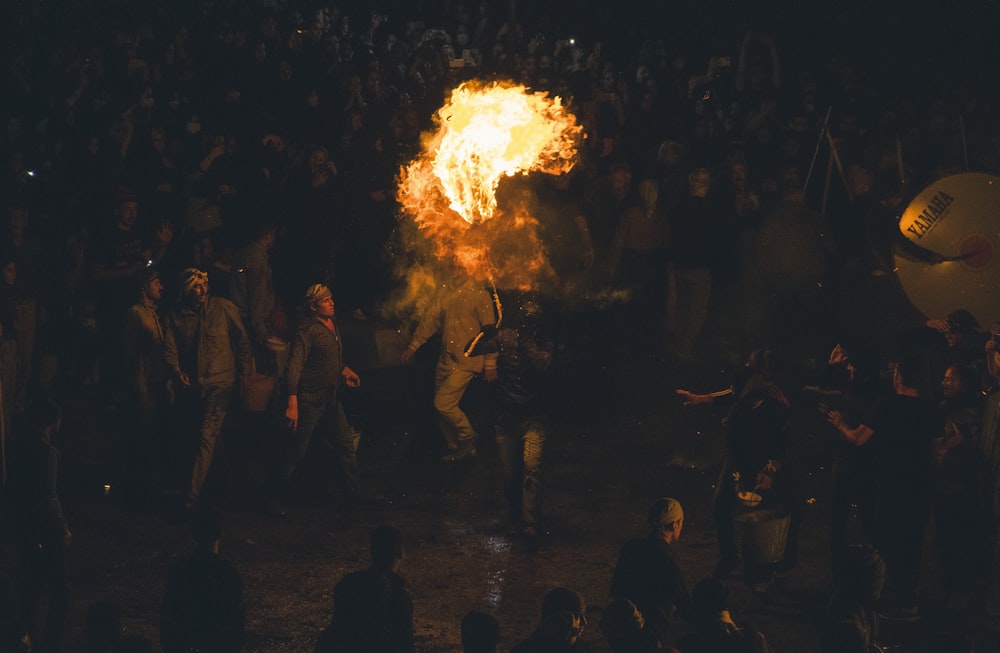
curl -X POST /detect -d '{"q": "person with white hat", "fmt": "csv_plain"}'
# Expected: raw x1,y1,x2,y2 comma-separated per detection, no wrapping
267,284,368,513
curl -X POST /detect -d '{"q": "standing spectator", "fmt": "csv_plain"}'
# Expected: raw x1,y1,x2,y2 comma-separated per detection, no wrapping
401,270,498,462
676,349,798,584
160,506,245,653
582,161,638,284
315,524,414,653
0,258,22,430
163,268,251,513
0,311,16,484
608,179,669,351
609,497,692,647
928,309,990,392
826,355,940,620
88,187,173,401
229,219,281,373
2,203,41,409
4,395,71,653
668,168,722,363
932,364,988,613
121,267,168,504
267,284,367,513
819,342,886,574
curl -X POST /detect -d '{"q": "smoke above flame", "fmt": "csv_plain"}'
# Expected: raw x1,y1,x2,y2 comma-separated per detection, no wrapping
396,80,581,289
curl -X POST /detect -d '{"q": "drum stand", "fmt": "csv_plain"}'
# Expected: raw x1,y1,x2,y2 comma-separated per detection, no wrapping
803,106,852,217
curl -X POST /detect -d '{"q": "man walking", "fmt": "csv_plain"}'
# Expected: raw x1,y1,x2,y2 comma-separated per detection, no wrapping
163,268,251,513
269,284,367,511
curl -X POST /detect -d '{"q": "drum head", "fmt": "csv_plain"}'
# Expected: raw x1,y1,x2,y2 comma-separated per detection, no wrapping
894,172,1000,327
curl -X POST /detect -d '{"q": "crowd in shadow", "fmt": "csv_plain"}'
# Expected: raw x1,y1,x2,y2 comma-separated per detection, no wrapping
3,0,1000,650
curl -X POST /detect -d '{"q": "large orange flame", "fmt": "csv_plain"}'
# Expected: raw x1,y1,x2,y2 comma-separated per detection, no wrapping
397,80,581,287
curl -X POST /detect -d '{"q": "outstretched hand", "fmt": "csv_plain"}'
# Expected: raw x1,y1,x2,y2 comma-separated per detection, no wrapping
675,389,709,407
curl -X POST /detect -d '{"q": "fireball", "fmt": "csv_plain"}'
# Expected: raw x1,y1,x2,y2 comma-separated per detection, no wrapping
397,80,581,287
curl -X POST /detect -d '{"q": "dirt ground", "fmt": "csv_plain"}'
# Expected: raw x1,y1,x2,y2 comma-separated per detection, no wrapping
49,312,1000,652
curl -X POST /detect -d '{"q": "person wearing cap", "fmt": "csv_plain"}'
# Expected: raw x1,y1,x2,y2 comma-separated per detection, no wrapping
610,497,692,648
926,309,990,394
121,266,168,502
163,268,251,513
400,268,499,462
268,283,366,511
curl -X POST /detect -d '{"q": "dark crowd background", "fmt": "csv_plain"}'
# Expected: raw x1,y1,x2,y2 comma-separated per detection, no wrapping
3,0,1000,651
1,0,999,348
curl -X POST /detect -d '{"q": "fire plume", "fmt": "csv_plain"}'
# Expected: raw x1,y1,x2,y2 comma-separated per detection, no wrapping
397,80,581,286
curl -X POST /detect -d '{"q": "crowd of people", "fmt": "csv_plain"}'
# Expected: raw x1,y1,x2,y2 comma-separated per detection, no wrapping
3,0,1000,650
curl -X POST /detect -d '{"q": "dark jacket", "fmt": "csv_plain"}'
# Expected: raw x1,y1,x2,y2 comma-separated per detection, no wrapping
495,301,554,410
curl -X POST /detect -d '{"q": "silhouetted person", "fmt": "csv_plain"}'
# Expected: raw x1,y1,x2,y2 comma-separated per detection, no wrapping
511,587,591,653
598,599,664,653
315,524,414,653
461,610,500,653
610,497,691,647
826,355,939,620
4,395,70,653
677,349,798,584
675,578,773,652
121,267,168,504
160,506,246,653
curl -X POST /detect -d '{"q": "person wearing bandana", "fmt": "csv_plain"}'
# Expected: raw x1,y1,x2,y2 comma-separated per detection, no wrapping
163,268,251,514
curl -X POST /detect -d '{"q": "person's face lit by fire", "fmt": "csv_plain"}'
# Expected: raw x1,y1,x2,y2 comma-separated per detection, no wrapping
941,366,966,400
658,517,683,544
151,127,167,152
144,276,163,302
730,161,748,187
312,295,335,319
310,146,330,172
610,168,630,200
185,278,208,307
944,328,966,350
9,206,27,239
116,200,139,230
2,261,15,287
